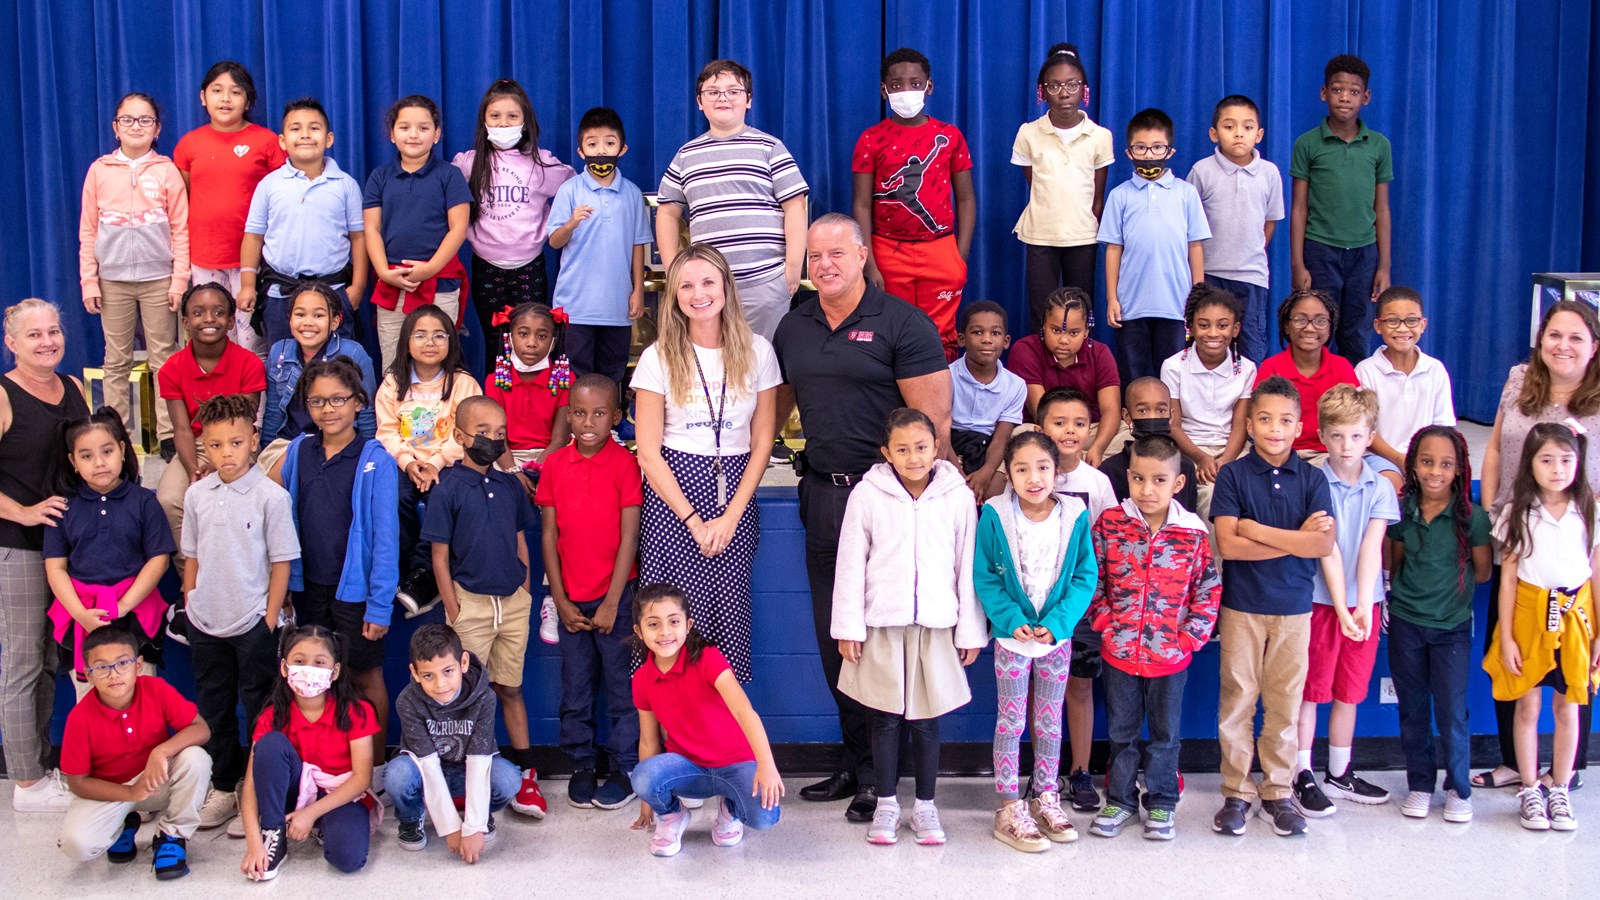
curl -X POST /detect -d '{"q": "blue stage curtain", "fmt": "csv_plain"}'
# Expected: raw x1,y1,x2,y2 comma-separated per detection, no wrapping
2,0,1596,421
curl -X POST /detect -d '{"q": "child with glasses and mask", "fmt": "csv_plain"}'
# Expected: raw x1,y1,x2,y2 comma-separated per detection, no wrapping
656,59,810,341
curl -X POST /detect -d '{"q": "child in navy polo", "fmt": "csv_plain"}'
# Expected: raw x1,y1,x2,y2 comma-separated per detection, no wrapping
948,301,1023,501
58,627,211,879
536,374,644,809
364,94,473,371
240,98,367,349
1098,108,1211,380
548,107,654,387
1208,376,1334,839
421,395,547,818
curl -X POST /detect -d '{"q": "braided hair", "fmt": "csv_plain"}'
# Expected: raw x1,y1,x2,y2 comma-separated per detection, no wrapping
1182,282,1245,375
492,302,569,395
1400,426,1475,593
1277,289,1338,347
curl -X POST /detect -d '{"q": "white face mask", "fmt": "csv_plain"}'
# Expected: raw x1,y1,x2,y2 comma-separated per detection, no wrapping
887,90,926,119
486,125,523,150
286,665,334,699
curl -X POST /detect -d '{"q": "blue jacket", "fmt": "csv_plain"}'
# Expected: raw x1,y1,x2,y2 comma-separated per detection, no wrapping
281,435,399,627
263,336,378,443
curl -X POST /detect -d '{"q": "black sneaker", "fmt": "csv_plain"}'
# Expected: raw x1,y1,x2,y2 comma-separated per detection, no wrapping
107,810,140,863
150,834,188,880
1067,769,1101,812
482,814,498,844
256,826,288,881
1258,798,1308,836
1212,797,1250,835
396,567,440,619
164,603,190,647
593,772,636,810
397,819,427,852
159,438,176,463
1292,769,1336,818
568,769,598,808
1323,768,1390,805
768,439,795,466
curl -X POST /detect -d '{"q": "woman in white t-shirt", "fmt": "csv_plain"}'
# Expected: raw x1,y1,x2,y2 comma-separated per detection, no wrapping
633,244,781,682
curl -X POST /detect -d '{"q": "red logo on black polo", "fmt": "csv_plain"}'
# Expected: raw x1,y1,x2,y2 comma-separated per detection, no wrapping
848,330,875,342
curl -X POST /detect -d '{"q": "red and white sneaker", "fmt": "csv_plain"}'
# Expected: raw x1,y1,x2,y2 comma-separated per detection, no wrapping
512,768,547,819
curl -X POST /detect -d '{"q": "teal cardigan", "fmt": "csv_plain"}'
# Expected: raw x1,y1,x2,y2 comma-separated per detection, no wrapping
973,494,1097,643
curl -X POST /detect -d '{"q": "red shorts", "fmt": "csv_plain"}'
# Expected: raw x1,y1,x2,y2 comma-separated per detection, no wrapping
872,233,967,361
1303,602,1382,704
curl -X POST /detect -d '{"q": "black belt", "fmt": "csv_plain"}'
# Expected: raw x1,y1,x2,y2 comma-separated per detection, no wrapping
819,472,866,487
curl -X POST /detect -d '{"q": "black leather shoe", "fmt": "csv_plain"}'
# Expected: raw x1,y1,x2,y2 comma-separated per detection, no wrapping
800,771,857,802
845,785,879,822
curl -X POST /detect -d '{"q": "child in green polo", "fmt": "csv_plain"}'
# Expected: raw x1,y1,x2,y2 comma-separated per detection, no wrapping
1288,54,1393,365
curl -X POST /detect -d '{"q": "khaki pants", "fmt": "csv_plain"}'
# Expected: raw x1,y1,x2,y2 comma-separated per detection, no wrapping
57,745,211,861
99,278,178,442
1216,607,1310,802
450,584,530,688
375,289,461,373
1193,442,1228,558
156,440,207,559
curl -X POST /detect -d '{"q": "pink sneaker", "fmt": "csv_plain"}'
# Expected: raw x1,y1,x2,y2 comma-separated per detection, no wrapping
650,809,692,857
712,798,744,847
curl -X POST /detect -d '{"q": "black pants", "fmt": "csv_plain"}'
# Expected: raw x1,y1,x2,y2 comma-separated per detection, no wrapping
871,710,941,802
1117,317,1186,382
191,619,277,790
950,428,992,475
565,323,633,389
1484,564,1593,773
472,254,549,377
797,474,873,784
396,476,435,583
1024,243,1097,333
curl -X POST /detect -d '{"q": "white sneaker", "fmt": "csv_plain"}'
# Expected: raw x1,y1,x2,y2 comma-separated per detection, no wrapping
867,800,900,845
681,796,705,809
199,788,238,829
1400,791,1431,818
227,814,247,838
1547,785,1577,831
1518,785,1550,831
539,595,559,645
11,771,71,812
1443,790,1472,823
910,801,946,845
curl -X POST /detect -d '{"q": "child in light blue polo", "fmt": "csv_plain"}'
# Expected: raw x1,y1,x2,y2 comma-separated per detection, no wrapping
547,107,654,389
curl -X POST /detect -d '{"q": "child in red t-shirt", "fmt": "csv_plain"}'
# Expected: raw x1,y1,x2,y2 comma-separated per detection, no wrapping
171,61,286,356
1253,290,1358,457
852,48,975,360
58,627,211,879
628,584,783,857
485,302,571,497
240,625,380,881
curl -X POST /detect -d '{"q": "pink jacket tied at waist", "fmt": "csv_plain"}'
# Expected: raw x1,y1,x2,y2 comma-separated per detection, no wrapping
48,576,166,674
295,762,384,833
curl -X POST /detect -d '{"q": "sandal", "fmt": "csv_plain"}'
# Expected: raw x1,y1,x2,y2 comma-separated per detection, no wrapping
1470,767,1523,789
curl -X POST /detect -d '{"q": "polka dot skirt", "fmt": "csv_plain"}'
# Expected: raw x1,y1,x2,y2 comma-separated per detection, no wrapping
640,447,760,682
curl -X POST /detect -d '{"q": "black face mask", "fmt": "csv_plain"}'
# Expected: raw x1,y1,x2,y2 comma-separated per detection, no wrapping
464,435,507,467
584,154,620,178
1131,416,1171,437
1131,156,1171,179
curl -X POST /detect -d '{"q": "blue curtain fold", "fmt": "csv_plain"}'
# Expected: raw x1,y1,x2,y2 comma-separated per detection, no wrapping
3,0,1595,421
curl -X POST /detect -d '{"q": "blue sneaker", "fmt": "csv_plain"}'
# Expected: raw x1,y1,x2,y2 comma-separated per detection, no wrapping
107,811,140,863
568,769,598,808
151,833,188,880
593,773,636,810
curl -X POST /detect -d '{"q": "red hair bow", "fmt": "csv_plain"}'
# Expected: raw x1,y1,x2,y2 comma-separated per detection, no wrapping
490,305,515,327
551,307,569,324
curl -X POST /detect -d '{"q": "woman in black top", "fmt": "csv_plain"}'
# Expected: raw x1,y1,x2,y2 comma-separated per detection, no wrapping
0,299,88,810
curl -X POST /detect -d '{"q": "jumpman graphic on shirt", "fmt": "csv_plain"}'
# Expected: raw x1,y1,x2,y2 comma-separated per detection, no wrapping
874,133,950,235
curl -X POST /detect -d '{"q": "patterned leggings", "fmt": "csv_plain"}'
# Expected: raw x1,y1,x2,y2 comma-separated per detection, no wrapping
993,642,1072,799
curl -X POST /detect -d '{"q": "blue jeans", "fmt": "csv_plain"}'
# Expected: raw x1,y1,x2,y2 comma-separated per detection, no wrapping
632,753,781,830
1102,664,1187,812
264,285,356,349
1205,275,1273,364
384,753,521,825
1387,616,1472,797
1300,239,1378,363
250,731,369,873
559,585,640,772
1117,317,1186,382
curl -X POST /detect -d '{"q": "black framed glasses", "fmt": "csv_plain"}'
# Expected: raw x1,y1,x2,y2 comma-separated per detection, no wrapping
114,115,157,127
699,88,748,101
306,394,355,410
1043,80,1084,95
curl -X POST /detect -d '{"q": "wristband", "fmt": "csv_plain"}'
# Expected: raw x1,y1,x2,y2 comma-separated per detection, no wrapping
239,266,257,273
679,509,698,524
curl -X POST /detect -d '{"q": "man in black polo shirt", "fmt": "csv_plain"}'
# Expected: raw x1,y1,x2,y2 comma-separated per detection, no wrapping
773,213,953,821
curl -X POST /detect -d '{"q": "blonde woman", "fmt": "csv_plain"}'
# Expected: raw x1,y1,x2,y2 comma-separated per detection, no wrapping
633,245,780,682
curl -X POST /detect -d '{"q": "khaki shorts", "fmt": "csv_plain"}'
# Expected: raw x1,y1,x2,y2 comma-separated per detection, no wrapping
450,584,532,687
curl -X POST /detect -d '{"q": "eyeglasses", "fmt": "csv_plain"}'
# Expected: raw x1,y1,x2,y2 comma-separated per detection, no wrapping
410,330,450,344
86,657,138,680
1290,315,1332,329
699,88,748,101
1042,80,1084,95
1128,144,1171,156
1377,316,1423,329
306,394,355,409
114,116,157,128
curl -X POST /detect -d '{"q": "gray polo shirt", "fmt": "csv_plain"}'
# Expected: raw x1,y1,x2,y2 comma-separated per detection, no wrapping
181,466,300,638
1186,149,1284,288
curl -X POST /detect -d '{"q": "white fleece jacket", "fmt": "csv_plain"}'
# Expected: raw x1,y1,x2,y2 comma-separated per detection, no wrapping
831,459,987,649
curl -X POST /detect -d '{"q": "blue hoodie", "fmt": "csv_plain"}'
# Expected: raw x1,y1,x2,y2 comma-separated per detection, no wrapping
281,435,399,626
263,336,378,443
